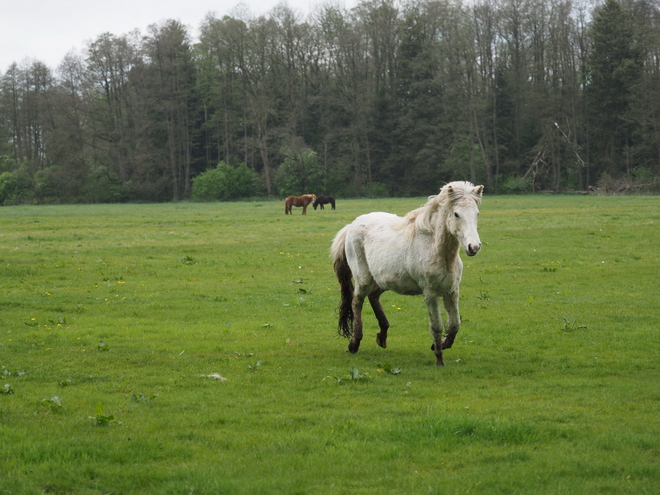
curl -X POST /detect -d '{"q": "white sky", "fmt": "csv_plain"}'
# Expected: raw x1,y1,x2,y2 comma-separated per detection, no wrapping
1,0,358,73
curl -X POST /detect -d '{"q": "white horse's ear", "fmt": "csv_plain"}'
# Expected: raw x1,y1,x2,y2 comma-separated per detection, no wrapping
444,184,455,204
474,185,484,196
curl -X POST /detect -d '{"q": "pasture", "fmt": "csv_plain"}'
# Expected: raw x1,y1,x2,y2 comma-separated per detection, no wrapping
0,194,658,494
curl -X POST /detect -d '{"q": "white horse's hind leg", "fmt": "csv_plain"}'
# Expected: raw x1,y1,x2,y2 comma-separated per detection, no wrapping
348,283,371,353
368,286,389,348
424,293,446,366
441,291,461,349
345,236,373,354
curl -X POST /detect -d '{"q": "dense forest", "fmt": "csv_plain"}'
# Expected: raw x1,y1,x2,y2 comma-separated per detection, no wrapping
1,0,659,203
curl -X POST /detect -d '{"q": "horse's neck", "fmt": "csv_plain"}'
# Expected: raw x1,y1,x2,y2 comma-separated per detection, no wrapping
436,221,460,267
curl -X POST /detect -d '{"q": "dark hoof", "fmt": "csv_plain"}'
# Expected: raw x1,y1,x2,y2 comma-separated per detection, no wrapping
376,333,387,349
348,340,361,354
436,358,445,366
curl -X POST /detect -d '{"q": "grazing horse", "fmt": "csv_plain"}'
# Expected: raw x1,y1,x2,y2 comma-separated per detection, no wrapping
313,196,336,210
285,194,317,215
330,181,483,366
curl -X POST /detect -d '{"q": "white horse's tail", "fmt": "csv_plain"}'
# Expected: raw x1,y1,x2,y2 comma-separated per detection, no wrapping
331,226,354,338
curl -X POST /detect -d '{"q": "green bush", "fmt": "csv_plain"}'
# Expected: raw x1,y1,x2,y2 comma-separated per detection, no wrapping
192,167,228,201
192,162,257,201
228,163,258,198
275,149,323,197
364,182,390,198
0,166,33,205
500,175,533,194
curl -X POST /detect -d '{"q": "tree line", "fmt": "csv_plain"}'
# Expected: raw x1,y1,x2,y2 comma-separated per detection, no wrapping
1,0,659,204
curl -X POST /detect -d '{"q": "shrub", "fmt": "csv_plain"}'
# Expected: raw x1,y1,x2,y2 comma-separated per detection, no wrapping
365,182,390,198
500,175,533,194
192,162,257,201
275,149,323,197
0,166,33,205
192,167,228,201
228,163,258,198
81,167,133,203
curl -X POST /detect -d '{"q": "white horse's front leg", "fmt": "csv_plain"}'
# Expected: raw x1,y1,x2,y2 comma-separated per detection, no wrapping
442,290,461,350
424,293,446,366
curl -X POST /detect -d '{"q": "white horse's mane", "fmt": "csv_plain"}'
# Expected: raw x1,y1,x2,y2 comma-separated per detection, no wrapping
401,181,482,236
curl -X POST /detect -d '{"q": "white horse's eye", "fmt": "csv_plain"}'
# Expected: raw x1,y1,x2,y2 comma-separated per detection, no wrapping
454,212,460,218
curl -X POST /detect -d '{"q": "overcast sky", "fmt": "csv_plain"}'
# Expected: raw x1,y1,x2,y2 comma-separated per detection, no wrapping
1,0,357,73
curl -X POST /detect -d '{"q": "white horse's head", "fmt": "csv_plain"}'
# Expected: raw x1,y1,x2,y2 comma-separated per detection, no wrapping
444,182,483,257
405,181,484,256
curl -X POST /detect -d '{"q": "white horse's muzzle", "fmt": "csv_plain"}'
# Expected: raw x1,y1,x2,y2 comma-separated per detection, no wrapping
466,242,481,256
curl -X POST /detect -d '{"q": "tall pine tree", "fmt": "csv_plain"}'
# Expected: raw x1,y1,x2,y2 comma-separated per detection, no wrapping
587,0,643,180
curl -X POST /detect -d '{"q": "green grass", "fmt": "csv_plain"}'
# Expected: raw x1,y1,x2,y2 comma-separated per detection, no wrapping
0,195,659,494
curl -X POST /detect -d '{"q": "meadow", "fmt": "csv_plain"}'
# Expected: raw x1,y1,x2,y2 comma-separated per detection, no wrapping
0,194,658,494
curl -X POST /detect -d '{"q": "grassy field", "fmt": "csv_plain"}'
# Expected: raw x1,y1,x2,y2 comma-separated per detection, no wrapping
0,194,658,494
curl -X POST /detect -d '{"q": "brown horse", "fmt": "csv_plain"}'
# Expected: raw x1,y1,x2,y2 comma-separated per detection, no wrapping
285,194,317,215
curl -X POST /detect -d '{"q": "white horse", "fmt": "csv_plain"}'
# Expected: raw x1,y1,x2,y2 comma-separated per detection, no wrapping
331,181,484,365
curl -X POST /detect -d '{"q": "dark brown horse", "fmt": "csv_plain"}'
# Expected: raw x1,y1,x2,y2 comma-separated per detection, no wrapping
313,196,336,210
285,194,317,215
